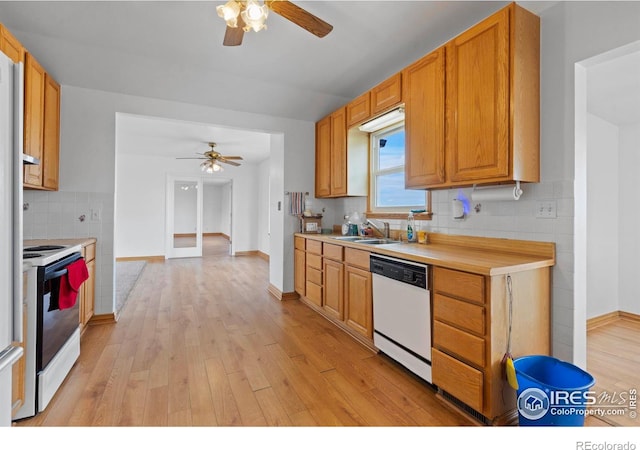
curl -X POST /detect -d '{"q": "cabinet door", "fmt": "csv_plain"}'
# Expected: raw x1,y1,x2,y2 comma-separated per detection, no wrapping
43,74,60,190
403,47,446,188
315,115,332,198
346,92,370,128
329,107,347,196
446,7,510,183
344,265,372,339
23,53,45,187
0,24,24,63
82,258,96,326
294,248,306,296
323,259,344,320
371,72,402,115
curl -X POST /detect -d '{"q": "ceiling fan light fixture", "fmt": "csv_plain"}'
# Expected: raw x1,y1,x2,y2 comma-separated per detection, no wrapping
241,0,269,32
216,0,241,28
200,160,224,173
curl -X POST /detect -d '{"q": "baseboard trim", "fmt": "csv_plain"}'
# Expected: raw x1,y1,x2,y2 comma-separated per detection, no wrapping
88,313,117,326
116,255,164,263
587,310,640,331
235,250,270,261
267,284,299,301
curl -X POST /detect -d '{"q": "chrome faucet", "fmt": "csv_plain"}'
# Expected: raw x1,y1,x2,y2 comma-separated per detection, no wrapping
365,219,390,238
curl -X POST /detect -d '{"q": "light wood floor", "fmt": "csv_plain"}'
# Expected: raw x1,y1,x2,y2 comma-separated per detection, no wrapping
585,318,640,427
15,236,474,427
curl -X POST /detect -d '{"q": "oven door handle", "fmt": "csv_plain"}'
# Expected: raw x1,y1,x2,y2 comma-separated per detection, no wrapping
45,268,68,282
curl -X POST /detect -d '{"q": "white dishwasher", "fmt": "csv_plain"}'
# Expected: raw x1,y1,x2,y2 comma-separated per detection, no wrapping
370,254,432,383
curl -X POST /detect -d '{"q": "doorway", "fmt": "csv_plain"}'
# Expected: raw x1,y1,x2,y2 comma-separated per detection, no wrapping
575,41,640,425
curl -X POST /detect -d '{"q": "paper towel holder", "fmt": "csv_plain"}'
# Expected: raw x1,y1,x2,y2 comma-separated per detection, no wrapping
471,181,523,202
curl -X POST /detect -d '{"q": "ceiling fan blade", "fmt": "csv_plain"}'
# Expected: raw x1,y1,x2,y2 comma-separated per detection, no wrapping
223,15,246,46
176,157,207,160
220,156,243,160
219,159,241,167
266,1,333,38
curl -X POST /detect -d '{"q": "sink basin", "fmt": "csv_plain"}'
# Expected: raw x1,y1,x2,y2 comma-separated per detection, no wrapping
357,239,400,245
330,236,400,245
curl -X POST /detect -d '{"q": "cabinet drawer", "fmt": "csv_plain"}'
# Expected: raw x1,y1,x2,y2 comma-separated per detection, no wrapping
307,267,322,285
432,348,483,412
433,267,484,304
83,242,96,262
433,320,485,368
433,293,484,336
323,243,344,261
344,247,370,270
305,281,322,307
306,253,322,270
295,236,306,250
306,239,322,255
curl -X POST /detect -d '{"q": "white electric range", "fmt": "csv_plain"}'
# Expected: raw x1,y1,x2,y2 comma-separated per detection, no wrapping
15,242,84,420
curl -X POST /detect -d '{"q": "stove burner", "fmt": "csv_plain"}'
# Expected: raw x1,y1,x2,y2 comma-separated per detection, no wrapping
24,245,66,252
23,253,44,259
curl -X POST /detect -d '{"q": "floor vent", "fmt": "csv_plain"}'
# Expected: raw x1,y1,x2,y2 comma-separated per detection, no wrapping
439,389,490,425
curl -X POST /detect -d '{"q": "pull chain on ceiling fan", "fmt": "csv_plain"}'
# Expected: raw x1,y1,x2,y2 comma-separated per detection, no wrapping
176,142,243,173
216,0,333,46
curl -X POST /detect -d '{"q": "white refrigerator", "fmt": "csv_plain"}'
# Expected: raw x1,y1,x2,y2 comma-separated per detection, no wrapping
0,49,25,426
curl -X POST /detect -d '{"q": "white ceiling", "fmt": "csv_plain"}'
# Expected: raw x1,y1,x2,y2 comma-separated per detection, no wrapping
19,1,640,163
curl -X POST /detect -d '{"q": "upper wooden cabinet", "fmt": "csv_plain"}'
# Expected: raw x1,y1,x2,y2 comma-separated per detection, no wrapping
444,3,540,186
315,107,368,198
0,23,24,63
43,74,60,190
403,47,446,188
370,72,402,116
23,52,62,191
346,92,370,129
23,53,46,188
345,72,403,129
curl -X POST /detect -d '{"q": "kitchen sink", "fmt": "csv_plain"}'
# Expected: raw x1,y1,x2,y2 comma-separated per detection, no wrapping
330,236,399,245
357,239,400,245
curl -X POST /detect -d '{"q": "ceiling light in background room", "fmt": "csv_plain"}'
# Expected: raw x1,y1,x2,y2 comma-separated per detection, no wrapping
358,107,405,133
200,160,224,173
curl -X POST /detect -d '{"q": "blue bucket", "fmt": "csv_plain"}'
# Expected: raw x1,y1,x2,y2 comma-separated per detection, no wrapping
513,355,595,426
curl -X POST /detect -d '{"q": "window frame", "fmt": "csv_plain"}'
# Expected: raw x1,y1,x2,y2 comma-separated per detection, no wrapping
366,122,432,219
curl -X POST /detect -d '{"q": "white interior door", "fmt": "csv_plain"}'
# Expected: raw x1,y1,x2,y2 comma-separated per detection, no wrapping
166,175,203,259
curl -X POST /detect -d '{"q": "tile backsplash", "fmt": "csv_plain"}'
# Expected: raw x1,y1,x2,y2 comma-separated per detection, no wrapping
23,190,114,316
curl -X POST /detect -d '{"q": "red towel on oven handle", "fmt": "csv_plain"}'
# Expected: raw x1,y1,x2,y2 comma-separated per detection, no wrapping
59,258,90,310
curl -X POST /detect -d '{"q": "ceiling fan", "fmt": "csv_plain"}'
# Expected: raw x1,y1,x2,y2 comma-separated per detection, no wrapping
176,142,243,173
217,0,333,46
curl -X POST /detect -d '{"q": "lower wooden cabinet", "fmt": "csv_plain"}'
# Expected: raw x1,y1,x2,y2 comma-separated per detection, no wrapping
431,265,550,424
294,236,374,348
344,265,372,339
79,242,96,331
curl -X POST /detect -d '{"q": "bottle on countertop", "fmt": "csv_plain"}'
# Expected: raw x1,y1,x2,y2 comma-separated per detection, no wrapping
407,211,416,242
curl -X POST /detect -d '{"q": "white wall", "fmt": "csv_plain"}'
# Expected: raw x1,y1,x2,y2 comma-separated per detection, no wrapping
203,184,223,233
257,158,270,256
586,114,619,319
221,182,231,238
619,122,640,315
115,150,259,258
29,85,315,316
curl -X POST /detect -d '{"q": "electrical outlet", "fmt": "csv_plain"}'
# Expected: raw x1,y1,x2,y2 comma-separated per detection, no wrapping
535,201,557,218
90,208,101,221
